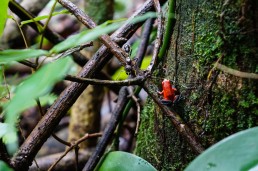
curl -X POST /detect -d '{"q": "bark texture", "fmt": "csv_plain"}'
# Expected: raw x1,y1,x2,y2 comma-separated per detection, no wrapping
135,0,258,170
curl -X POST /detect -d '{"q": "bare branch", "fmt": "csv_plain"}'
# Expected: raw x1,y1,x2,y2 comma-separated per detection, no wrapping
48,133,102,171
215,63,258,79
65,75,145,86
29,150,93,171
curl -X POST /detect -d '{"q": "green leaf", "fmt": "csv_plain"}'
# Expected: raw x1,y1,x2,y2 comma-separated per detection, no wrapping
0,161,13,171
50,22,122,54
0,0,9,37
95,151,157,171
0,123,9,137
0,49,48,64
20,10,69,26
2,57,71,144
50,12,156,54
185,127,258,171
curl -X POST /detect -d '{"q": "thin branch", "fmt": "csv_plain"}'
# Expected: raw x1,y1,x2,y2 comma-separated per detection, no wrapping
18,60,37,69
11,1,163,169
65,75,145,86
48,133,102,171
127,87,141,135
215,63,258,79
29,150,92,171
135,18,155,67
146,0,164,74
143,81,205,154
58,0,128,66
83,87,129,171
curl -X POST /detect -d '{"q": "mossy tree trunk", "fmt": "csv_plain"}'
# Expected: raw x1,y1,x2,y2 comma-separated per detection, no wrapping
135,0,258,170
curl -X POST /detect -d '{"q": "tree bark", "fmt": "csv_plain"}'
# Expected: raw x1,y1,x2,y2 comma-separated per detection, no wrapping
135,0,258,170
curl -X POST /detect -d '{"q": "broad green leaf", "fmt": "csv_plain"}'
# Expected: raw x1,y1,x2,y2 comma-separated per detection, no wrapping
185,127,258,171
50,12,156,54
0,161,13,171
20,10,69,26
95,151,157,171
0,49,48,64
0,0,9,37
3,57,71,144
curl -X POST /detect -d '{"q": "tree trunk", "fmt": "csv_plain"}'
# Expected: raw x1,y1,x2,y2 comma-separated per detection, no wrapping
135,0,258,170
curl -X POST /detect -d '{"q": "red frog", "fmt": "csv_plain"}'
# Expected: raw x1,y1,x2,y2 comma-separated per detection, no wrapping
158,79,178,105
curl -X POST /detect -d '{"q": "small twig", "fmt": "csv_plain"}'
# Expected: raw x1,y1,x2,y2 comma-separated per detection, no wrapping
74,146,79,171
215,63,258,79
52,42,93,60
127,87,141,135
143,82,204,154
48,133,102,171
146,0,163,74
65,75,145,86
29,150,92,171
18,60,37,69
10,13,28,48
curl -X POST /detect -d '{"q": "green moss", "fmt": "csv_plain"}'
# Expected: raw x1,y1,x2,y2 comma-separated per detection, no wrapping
136,0,258,169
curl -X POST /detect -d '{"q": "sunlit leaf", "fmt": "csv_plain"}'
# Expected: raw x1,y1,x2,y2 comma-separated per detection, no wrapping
0,0,9,37
0,49,48,64
50,12,156,54
185,127,258,171
2,57,71,145
95,151,157,171
0,161,13,171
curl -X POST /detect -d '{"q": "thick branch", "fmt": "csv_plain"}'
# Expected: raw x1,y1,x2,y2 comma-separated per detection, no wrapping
143,82,205,154
10,1,166,170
